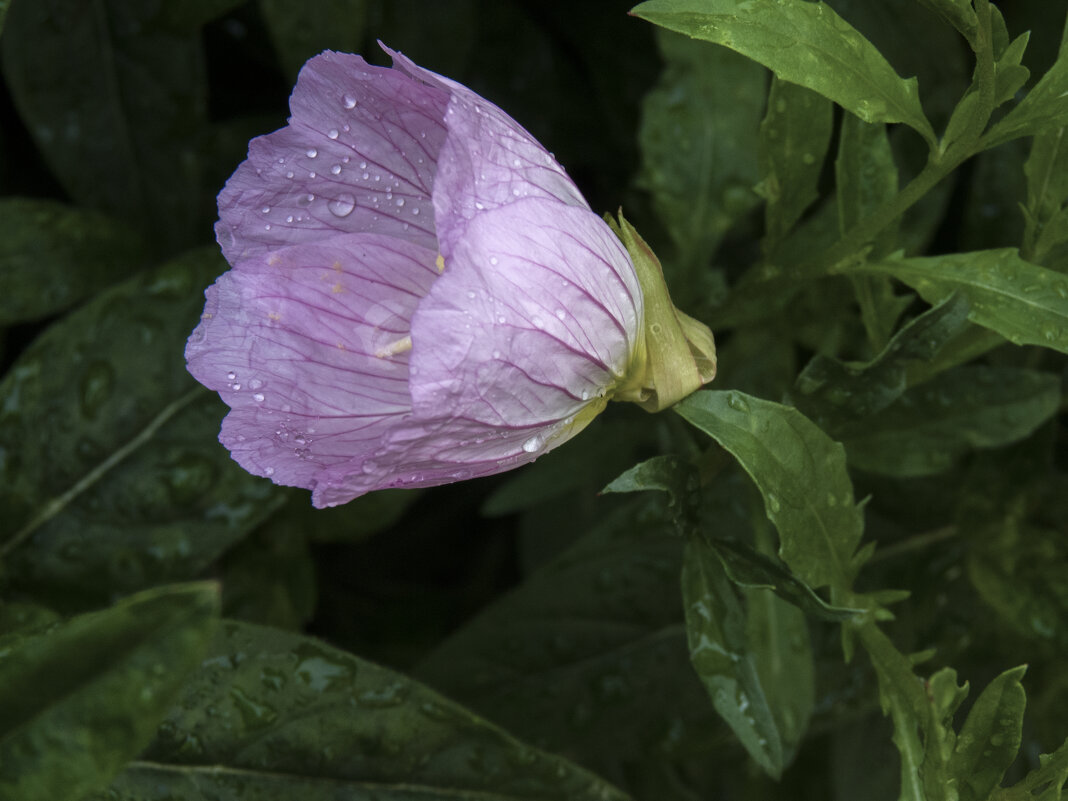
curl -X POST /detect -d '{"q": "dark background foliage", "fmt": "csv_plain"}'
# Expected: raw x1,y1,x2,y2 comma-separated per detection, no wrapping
2,1,1068,800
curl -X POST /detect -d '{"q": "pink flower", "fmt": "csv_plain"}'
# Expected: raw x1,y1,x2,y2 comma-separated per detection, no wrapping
186,45,644,507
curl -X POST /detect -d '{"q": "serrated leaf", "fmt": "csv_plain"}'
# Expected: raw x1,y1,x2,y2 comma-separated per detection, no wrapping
839,366,1060,477
682,535,784,777
631,0,936,145
790,292,972,430
983,16,1068,147
0,583,219,801
757,77,833,250
991,738,1068,801
674,390,864,592
0,0,209,250
0,250,283,603
0,198,146,325
415,497,714,786
950,666,1027,801
638,28,765,284
859,249,1068,353
260,0,368,82
94,620,633,801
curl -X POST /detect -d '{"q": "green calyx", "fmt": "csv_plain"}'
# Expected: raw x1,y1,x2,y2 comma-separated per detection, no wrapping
609,211,717,412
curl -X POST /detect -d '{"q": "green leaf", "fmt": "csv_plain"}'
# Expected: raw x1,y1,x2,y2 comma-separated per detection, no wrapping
631,0,936,145
790,292,972,430
836,113,903,349
756,77,833,250
0,583,219,801
414,497,714,787
950,666,1027,801
710,538,863,622
1024,126,1068,264
0,198,146,325
682,534,785,777
220,524,316,631
0,250,283,604
96,620,633,801
983,15,1068,147
260,0,368,83
638,28,766,282
859,249,1068,353
161,0,248,30
912,0,978,42
674,390,865,593
0,0,209,250
991,738,1068,801
839,366,1060,477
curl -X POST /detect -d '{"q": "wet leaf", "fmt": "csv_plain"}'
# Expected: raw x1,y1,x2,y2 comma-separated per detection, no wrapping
632,0,936,145
0,198,146,326
839,366,1060,477
94,619,633,801
950,666,1027,801
757,77,833,250
0,250,282,605
638,28,765,283
0,583,219,801
860,249,1068,353
682,534,785,777
675,390,865,593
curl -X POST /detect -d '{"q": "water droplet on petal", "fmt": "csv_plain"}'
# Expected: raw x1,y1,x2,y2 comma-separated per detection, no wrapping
249,379,263,390
489,256,499,266
327,128,339,139
306,148,318,158
265,466,275,476
253,393,265,402
342,94,357,109
328,193,356,217
226,372,236,381
555,309,566,320
522,435,541,453
331,164,342,175
395,198,405,207
261,206,270,214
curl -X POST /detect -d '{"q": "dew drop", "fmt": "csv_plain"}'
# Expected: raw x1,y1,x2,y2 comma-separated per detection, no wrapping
261,206,270,214
286,215,294,223
395,198,405,207
226,372,236,381
555,309,566,320
342,94,357,109
253,393,265,402
492,350,501,359
331,164,342,175
581,389,590,401
306,148,318,158
249,378,263,390
265,466,275,476
497,315,506,324
285,171,294,179
232,382,242,391
297,193,315,207
328,193,356,217
522,435,541,453
466,290,477,299
532,317,544,328
489,256,499,266
327,128,339,139
308,171,316,178
359,161,367,169
263,224,271,231
475,201,484,210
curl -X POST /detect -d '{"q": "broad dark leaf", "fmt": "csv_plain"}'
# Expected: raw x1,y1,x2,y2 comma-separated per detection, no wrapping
94,620,633,801
0,584,219,801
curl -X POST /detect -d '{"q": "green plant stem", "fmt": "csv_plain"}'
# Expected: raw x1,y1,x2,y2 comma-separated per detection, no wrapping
0,386,205,559
868,526,958,564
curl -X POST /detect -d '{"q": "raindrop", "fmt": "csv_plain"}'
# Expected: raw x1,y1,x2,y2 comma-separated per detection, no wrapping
492,350,501,359
328,193,356,217
361,172,370,180
359,161,367,169
261,206,270,214
489,256,499,266
581,390,590,401
306,148,318,158
249,378,263,389
497,315,506,324
412,207,420,215
265,467,275,476
475,201,484,209
227,372,236,381
726,393,751,414
286,215,294,223
327,128,339,139
396,198,405,207
308,171,316,178
231,383,242,391
297,193,315,207
555,309,566,320
466,290,477,299
253,393,265,402
285,171,294,179
522,435,541,453
331,164,342,175
342,94,357,109
532,317,544,328
263,224,271,231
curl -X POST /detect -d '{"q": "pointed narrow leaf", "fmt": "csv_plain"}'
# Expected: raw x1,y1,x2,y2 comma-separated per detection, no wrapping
631,0,936,144
96,621,634,801
675,390,864,592
757,77,833,249
683,535,784,777
991,738,1068,801
0,584,220,801
950,666,1027,801
859,249,1068,353
638,28,766,281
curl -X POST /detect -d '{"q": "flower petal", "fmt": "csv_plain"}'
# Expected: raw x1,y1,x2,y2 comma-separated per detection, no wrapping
409,197,642,429
185,233,439,492
215,51,449,263
383,46,588,259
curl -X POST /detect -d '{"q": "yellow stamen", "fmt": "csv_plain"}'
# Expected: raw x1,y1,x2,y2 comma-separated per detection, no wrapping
375,335,413,358
435,253,445,273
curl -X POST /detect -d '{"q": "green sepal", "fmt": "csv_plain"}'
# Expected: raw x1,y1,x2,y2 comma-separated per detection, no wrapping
608,211,717,411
